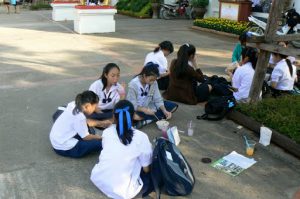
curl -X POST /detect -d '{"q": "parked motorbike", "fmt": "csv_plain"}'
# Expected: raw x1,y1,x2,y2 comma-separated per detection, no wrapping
160,0,194,20
247,5,300,48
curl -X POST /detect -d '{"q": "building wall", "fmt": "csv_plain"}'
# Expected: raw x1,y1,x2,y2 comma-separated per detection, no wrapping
205,0,220,18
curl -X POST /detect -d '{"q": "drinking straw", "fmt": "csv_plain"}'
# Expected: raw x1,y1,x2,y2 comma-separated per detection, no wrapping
243,135,250,147
153,113,159,121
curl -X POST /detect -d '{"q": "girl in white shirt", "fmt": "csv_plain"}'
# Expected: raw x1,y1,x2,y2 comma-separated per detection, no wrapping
270,52,297,96
90,100,154,199
89,63,126,128
144,41,174,90
126,62,178,128
232,47,258,103
49,91,102,158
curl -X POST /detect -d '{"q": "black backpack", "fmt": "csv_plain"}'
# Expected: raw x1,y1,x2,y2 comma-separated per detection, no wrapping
151,138,195,199
197,96,236,121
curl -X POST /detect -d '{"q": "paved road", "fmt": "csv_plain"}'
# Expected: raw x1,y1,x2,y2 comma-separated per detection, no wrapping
0,9,299,199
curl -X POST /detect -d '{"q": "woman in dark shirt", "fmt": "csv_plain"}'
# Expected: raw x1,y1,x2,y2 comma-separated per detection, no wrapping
163,43,212,104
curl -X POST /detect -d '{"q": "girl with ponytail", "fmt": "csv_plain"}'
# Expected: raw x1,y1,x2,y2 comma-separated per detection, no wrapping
49,90,102,158
270,52,297,96
144,41,174,90
232,47,258,103
91,100,153,199
164,43,212,104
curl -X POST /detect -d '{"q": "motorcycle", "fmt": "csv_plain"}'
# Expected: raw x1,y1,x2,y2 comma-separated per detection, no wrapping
247,5,300,48
160,0,194,20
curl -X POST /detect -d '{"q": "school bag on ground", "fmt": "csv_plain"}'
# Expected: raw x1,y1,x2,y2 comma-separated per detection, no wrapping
197,96,236,121
151,138,195,199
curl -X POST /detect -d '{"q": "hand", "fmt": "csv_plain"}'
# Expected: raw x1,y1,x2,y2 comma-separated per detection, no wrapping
164,111,172,120
99,120,112,128
144,108,155,115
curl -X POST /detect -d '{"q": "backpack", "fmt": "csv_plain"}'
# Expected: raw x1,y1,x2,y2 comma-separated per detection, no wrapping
151,138,195,199
205,75,233,96
197,96,236,121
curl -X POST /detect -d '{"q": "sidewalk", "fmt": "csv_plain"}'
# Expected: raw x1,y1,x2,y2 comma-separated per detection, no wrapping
0,9,299,199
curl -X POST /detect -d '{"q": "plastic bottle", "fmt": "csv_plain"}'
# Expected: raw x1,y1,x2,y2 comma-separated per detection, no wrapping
187,120,194,136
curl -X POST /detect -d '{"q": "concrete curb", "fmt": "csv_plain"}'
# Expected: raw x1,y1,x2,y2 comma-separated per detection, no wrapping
191,26,239,39
227,110,300,159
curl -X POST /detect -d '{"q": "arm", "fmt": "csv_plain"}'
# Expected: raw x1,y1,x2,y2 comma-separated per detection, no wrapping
142,166,150,173
83,134,101,141
186,66,204,82
87,119,112,128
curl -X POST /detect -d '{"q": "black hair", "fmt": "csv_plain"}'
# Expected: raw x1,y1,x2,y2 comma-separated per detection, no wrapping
138,62,160,77
173,43,196,78
154,41,174,54
239,32,248,44
242,47,258,69
113,100,134,145
100,63,120,91
273,53,293,77
73,90,99,115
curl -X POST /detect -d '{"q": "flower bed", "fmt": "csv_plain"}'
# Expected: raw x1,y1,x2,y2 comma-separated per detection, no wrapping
193,17,249,35
116,0,151,18
235,96,300,144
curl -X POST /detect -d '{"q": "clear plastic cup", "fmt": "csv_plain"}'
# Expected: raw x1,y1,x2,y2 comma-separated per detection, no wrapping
246,140,256,156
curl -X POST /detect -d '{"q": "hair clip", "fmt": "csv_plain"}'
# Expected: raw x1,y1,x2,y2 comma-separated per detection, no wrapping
184,43,190,47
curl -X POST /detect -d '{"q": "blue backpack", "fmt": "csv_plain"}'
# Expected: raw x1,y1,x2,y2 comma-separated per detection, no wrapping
151,138,195,199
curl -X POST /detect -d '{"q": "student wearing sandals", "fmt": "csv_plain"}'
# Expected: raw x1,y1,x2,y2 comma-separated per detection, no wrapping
127,62,178,128
88,63,126,128
144,41,174,90
164,43,212,104
49,91,102,158
90,100,154,199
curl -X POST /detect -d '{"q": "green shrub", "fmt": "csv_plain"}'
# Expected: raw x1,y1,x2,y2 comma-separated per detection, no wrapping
117,0,151,18
236,96,300,144
193,17,249,35
30,3,52,10
191,0,209,7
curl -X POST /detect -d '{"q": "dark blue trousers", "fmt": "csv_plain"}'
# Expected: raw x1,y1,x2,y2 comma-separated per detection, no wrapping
136,101,178,121
53,135,102,158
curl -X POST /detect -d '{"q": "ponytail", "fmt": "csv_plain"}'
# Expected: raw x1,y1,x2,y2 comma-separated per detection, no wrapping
73,91,99,115
174,43,195,78
114,100,134,145
153,41,174,54
286,58,293,77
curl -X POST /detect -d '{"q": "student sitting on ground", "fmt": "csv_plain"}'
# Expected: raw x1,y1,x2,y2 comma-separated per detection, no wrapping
232,47,258,103
164,43,212,104
49,91,102,158
144,41,174,90
269,52,297,97
126,62,178,128
90,100,154,199
226,32,248,79
88,63,125,128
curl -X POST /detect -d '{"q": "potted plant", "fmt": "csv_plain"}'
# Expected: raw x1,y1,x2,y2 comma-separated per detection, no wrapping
151,0,159,19
191,0,209,19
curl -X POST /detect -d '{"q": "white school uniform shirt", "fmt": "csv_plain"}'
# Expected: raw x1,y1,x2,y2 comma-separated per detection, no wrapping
269,54,296,65
49,102,89,151
232,62,255,101
126,76,164,111
144,50,168,75
271,59,297,91
89,79,124,110
90,124,152,199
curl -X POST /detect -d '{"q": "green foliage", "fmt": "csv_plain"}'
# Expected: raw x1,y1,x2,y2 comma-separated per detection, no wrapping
116,0,151,18
193,17,249,35
191,0,209,7
30,3,52,10
236,96,300,144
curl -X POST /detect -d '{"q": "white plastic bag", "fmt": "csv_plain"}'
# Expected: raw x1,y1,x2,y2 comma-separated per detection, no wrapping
167,126,181,146
259,126,272,146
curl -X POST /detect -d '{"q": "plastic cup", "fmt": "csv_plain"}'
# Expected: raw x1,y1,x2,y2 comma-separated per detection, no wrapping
246,140,256,156
187,122,195,137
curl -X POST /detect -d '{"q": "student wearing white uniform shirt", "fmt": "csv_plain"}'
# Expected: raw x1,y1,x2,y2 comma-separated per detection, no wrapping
126,62,178,128
144,41,174,90
89,63,125,128
90,100,154,199
270,52,297,96
232,47,258,103
49,91,102,158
